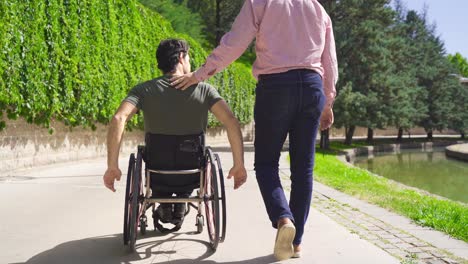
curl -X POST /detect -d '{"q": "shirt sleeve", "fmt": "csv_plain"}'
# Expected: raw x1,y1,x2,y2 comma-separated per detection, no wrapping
123,84,144,110
321,15,338,108
193,0,262,82
203,83,223,109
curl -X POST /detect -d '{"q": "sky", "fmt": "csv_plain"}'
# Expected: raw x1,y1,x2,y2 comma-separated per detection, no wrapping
393,0,468,58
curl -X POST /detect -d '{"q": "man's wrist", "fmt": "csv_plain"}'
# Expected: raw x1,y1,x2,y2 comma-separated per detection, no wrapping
107,164,119,170
193,68,205,82
233,162,245,168
325,98,334,109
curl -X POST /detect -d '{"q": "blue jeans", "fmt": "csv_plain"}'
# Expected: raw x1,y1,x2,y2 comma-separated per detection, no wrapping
254,69,325,245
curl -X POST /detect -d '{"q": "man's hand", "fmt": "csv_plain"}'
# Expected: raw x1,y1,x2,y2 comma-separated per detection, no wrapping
103,167,122,192
320,107,334,131
170,72,198,90
227,165,247,190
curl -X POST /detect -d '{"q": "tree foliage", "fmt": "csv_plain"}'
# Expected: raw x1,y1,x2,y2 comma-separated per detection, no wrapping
0,0,255,131
400,10,460,137
147,0,255,63
320,0,467,143
178,0,244,47
324,0,398,143
138,0,208,47
448,52,468,77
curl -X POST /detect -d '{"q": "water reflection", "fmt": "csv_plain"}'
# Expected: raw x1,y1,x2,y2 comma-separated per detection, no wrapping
354,149,468,203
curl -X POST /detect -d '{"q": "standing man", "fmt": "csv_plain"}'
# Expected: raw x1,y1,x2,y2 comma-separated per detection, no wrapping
171,0,338,261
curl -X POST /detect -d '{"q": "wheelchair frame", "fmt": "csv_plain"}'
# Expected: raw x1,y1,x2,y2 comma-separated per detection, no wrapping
123,145,227,252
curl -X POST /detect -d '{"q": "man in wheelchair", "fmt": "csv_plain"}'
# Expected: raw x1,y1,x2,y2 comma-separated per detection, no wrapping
103,39,248,231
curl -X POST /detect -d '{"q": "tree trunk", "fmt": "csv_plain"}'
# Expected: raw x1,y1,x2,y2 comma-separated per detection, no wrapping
461,132,465,139
320,129,330,149
427,152,433,162
366,128,374,144
427,130,433,141
215,0,222,45
397,128,403,142
345,126,355,145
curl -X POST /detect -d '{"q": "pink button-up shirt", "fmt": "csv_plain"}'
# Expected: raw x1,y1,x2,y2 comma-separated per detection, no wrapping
193,0,338,107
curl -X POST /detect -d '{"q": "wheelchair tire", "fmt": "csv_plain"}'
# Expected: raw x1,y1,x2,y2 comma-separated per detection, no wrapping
129,150,143,251
214,153,227,243
140,215,147,236
123,154,135,245
205,147,221,251
196,214,204,234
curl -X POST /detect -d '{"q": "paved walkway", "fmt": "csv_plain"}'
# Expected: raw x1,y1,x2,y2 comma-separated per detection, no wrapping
310,185,467,264
1,142,466,264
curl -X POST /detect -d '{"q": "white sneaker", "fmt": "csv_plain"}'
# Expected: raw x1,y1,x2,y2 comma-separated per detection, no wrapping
273,223,296,261
292,251,302,258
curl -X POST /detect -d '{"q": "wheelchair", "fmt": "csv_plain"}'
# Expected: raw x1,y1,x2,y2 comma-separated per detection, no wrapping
122,133,227,252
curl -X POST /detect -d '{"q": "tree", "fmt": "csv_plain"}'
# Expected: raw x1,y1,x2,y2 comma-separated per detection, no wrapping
177,0,244,47
327,0,397,144
448,81,468,138
387,2,428,141
446,53,468,138
139,0,208,47
320,129,331,149
322,0,463,143
447,52,468,77
333,84,367,145
402,10,458,139
157,0,255,63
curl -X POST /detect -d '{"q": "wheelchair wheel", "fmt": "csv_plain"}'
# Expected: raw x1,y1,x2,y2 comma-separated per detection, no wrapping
205,147,221,250
214,153,227,243
140,215,147,236
196,214,204,234
128,150,143,251
123,154,135,245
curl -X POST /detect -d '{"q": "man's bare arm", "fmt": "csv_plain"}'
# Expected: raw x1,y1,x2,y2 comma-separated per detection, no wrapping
210,100,247,189
103,102,138,192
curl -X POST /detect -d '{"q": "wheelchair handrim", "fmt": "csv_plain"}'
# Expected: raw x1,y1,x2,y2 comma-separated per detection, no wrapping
123,153,135,245
205,149,221,249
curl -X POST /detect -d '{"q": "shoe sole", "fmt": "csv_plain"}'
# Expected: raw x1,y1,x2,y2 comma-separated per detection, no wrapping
274,223,296,261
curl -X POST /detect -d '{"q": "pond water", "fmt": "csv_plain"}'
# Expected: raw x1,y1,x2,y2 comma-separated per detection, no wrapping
353,149,468,203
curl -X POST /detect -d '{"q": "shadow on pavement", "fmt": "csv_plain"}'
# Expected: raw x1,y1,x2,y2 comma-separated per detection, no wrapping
12,233,208,264
151,255,278,264
13,233,277,264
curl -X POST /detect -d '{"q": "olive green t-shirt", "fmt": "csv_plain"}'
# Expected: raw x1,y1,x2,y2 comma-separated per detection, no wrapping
124,76,222,135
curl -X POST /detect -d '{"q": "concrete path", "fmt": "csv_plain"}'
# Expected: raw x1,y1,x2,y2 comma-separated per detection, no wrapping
0,143,465,264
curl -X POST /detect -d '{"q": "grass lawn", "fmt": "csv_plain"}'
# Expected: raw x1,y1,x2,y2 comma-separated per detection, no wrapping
313,139,468,242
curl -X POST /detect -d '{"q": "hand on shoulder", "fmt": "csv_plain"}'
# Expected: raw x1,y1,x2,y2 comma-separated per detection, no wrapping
170,72,198,90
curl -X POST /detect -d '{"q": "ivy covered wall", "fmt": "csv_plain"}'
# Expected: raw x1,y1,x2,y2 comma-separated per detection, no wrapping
0,0,255,131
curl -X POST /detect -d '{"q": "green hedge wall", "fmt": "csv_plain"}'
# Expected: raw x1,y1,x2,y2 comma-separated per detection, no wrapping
0,0,255,131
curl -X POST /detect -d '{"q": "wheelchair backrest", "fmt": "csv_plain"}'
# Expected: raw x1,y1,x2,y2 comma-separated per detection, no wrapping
144,132,205,171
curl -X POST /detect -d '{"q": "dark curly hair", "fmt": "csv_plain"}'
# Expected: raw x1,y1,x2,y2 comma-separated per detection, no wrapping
156,39,189,74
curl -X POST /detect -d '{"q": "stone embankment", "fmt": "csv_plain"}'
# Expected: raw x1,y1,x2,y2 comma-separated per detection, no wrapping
341,141,466,163
445,143,468,162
